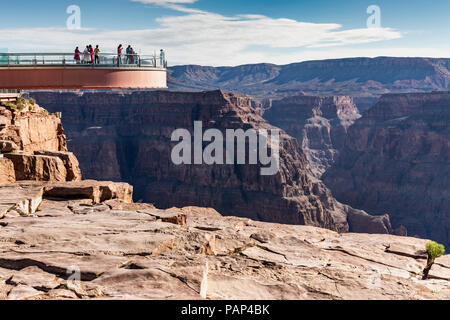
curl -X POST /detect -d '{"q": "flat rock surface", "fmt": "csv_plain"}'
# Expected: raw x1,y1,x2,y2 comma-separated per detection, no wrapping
0,199,449,300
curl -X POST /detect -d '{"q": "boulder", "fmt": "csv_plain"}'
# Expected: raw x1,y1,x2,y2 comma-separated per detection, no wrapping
138,209,187,226
0,183,43,217
4,153,67,182
0,158,15,183
34,150,82,181
43,180,133,204
0,140,19,153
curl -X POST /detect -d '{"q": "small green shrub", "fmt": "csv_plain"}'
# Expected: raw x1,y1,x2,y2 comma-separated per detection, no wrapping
426,241,445,260
1,101,16,109
422,241,446,280
16,102,26,111
16,97,26,105
1,97,36,112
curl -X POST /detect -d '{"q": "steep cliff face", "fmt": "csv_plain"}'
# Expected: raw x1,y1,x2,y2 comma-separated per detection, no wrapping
0,102,66,153
264,95,360,178
0,99,81,182
31,90,391,234
323,92,450,246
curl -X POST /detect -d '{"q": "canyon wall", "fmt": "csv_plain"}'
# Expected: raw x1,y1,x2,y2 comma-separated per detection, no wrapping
323,91,450,246
31,90,391,234
264,95,360,178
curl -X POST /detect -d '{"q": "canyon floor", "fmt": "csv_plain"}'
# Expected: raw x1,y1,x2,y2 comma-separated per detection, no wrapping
0,182,449,300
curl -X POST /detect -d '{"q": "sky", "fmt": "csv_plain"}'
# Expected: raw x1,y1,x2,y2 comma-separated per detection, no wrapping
0,0,449,66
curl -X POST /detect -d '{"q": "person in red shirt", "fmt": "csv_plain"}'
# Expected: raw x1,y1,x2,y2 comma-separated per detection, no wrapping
89,45,94,64
117,44,123,66
74,47,81,64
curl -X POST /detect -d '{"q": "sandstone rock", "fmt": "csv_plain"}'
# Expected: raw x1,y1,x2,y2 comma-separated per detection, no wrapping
4,153,67,182
323,92,450,246
0,158,15,183
7,266,60,291
34,150,82,181
0,103,80,184
43,180,133,204
0,140,18,153
103,199,155,211
139,209,187,226
0,184,43,217
0,200,448,300
30,90,386,234
264,95,361,178
46,289,78,299
0,104,67,153
7,284,42,300
250,231,275,243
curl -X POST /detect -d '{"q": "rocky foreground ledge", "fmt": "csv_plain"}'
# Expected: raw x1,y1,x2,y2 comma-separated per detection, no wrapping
0,183,449,300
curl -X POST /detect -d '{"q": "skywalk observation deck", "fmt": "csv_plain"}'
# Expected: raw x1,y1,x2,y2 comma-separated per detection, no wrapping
0,53,167,89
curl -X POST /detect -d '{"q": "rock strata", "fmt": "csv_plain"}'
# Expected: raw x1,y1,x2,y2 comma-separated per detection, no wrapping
323,91,450,246
264,95,361,177
0,198,448,300
0,101,81,182
31,90,390,234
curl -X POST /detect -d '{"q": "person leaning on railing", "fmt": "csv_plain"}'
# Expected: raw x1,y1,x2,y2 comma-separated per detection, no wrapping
94,45,100,64
117,44,123,66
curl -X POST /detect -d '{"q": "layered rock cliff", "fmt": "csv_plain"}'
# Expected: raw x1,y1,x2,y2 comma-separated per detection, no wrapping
323,91,450,246
0,99,81,183
31,90,391,234
264,95,360,178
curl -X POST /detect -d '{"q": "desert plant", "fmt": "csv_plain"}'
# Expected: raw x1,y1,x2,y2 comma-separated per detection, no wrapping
16,97,25,103
422,241,445,280
1,101,16,109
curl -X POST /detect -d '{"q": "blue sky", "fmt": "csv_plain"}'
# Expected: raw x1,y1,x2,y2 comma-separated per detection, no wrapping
1,0,449,66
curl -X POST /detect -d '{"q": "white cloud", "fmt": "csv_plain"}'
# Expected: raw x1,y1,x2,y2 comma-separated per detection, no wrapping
0,1,423,66
131,0,197,4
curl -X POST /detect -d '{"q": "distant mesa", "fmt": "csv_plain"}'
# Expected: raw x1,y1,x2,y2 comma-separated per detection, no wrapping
168,57,450,112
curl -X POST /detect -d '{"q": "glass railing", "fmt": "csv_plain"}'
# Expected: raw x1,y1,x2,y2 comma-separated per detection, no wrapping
0,53,167,69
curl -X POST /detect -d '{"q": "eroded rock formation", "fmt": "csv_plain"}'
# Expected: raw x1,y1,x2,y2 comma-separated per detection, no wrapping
323,91,450,246
264,95,360,178
0,100,81,182
31,90,390,234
